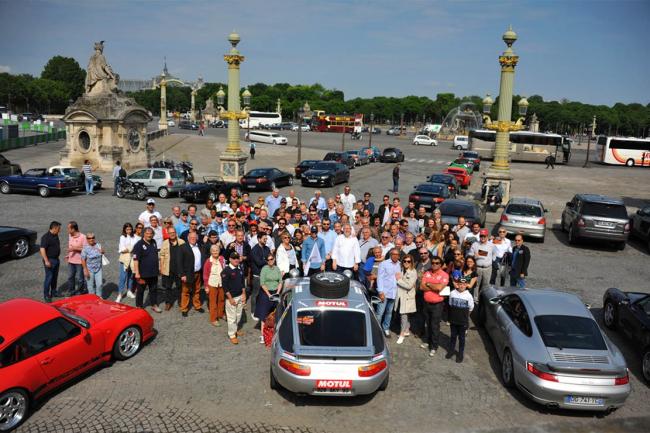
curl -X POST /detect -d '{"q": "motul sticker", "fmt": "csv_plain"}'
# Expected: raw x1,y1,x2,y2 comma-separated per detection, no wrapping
315,300,348,307
316,379,352,389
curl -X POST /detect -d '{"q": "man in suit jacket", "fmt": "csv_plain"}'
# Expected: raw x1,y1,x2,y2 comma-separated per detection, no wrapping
509,234,531,288
179,232,205,317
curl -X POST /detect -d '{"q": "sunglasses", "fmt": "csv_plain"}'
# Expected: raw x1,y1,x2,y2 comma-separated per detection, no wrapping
267,257,275,261
87,237,95,240
454,253,462,256
227,224,236,227
403,259,412,263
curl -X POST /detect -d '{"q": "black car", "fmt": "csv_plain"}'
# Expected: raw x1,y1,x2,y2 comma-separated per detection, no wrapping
380,147,405,163
630,205,650,252
0,154,21,176
324,152,355,169
437,199,486,227
240,168,293,191
301,162,350,188
603,288,650,383
0,226,37,260
294,160,320,179
181,176,242,202
179,121,198,130
426,173,460,195
409,183,454,210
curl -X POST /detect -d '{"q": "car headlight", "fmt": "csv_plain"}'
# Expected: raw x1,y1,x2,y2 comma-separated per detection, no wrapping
320,175,329,180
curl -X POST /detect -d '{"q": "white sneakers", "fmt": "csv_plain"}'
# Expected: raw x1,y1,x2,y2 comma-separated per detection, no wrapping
127,290,136,299
115,294,122,303
396,336,405,345
429,349,436,357
384,330,390,337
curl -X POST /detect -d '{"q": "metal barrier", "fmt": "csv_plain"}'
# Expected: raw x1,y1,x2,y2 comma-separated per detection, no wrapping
0,130,66,151
146,129,168,142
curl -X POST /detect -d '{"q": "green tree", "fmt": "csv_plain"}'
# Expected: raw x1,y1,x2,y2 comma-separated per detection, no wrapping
41,56,86,101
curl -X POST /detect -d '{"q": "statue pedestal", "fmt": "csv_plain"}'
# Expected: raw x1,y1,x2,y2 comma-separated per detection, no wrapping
483,169,512,206
219,152,248,182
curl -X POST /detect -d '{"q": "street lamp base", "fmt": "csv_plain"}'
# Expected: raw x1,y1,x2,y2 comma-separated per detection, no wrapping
158,121,168,131
219,152,248,182
483,169,512,207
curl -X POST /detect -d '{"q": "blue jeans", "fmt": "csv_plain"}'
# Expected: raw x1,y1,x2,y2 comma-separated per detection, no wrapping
86,268,103,296
43,258,60,299
393,177,399,193
85,177,94,194
375,297,395,331
118,264,133,295
510,274,526,288
67,263,85,294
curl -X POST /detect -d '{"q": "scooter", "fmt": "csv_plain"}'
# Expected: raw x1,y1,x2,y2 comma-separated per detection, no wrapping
485,182,503,212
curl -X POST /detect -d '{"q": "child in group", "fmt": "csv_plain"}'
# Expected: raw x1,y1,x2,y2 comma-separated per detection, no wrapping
446,275,475,363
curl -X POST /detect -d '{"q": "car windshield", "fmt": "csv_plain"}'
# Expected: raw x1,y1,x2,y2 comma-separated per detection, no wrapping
247,169,270,177
506,204,543,217
439,203,474,217
415,184,444,194
429,175,452,184
384,149,396,154
297,309,366,347
311,163,335,170
534,315,606,350
61,168,79,175
582,202,627,219
463,152,479,158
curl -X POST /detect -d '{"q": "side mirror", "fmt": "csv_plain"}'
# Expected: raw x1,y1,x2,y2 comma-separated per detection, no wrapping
370,296,382,305
488,296,502,305
544,209,549,213
565,202,573,207
620,298,630,306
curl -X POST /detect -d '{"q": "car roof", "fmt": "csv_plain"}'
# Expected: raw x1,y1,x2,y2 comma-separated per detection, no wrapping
575,194,624,205
507,197,543,206
517,289,591,319
439,199,475,208
0,299,59,344
286,277,368,309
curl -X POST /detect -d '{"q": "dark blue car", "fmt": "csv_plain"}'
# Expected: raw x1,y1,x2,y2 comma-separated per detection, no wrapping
0,168,78,197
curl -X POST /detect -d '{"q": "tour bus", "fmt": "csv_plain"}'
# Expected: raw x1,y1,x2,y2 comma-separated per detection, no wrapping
468,129,571,163
311,113,364,133
595,136,650,166
241,111,282,129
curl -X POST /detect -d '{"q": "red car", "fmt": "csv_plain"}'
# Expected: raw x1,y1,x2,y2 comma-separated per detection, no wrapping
0,296,155,431
443,167,472,188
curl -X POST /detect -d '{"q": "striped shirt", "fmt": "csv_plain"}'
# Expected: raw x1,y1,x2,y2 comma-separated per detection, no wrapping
82,164,92,178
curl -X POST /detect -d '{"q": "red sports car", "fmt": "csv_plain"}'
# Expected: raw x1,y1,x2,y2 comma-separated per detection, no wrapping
443,166,472,188
0,295,155,431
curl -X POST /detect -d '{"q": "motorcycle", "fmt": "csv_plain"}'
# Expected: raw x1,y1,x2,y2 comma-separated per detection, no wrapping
485,182,504,213
149,159,194,183
351,132,362,140
116,177,148,200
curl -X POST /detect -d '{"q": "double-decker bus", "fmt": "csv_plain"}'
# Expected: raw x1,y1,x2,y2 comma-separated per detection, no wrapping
240,111,282,129
468,129,571,163
595,136,650,166
311,113,363,133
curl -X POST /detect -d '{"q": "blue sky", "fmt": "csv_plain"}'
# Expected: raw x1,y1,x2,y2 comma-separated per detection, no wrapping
1,0,648,105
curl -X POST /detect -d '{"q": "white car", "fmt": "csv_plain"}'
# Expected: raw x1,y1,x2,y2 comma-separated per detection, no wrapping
453,135,469,150
291,124,310,132
167,120,176,127
413,135,438,146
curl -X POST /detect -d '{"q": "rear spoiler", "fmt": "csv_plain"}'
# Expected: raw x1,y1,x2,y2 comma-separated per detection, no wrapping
547,362,625,377
295,345,375,359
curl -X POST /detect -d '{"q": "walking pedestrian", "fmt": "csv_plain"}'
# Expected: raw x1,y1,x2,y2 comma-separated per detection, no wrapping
40,221,62,302
419,257,448,356
132,227,161,312
510,234,531,288
203,244,225,326
81,232,104,297
249,142,256,159
222,252,247,344
544,154,556,169
82,159,94,195
112,160,125,196
395,255,417,345
66,221,87,295
446,276,474,363
392,163,400,193
116,223,138,302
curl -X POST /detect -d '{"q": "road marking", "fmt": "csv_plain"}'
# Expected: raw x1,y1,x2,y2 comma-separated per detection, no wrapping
405,158,448,165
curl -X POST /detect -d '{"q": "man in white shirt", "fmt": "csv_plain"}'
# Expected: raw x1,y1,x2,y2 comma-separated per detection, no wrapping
468,229,494,299
340,185,356,217
215,193,233,215
139,199,162,227
379,232,395,256
453,216,470,244
332,224,361,275
149,216,164,249
489,228,512,286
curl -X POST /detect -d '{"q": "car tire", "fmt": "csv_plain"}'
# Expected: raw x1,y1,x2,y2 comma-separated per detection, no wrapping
270,368,279,390
568,225,578,245
625,158,635,167
112,326,142,360
642,348,650,384
288,177,293,186
11,237,30,259
379,372,389,391
208,191,217,202
136,187,147,201
616,241,626,251
38,186,50,198
0,182,10,194
501,349,516,388
603,300,617,330
158,187,169,199
309,272,349,299
0,388,29,431
456,145,463,150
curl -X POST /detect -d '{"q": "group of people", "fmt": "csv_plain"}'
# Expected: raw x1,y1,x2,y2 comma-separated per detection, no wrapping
38,185,531,357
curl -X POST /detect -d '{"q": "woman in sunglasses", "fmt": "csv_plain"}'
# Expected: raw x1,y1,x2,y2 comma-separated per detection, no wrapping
394,255,417,345
257,254,282,344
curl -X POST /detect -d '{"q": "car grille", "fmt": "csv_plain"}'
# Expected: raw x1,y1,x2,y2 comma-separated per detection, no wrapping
552,353,609,364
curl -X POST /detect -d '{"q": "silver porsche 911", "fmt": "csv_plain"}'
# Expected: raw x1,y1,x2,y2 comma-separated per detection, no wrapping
478,287,630,411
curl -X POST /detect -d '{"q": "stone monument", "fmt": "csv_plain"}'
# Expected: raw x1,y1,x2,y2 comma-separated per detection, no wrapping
202,98,219,124
60,41,153,170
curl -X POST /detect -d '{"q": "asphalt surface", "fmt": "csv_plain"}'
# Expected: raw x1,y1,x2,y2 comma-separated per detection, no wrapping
1,127,649,433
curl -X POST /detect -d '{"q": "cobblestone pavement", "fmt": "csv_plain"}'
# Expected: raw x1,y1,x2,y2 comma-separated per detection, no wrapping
1,134,650,432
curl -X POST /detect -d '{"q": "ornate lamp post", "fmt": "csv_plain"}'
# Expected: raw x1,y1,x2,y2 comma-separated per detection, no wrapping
368,112,374,149
296,101,311,164
481,26,528,203
215,32,251,182
190,77,204,123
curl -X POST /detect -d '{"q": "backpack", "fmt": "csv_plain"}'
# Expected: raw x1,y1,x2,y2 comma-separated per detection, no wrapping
118,167,127,177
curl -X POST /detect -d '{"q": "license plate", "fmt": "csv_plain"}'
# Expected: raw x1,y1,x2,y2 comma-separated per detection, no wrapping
248,185,256,189
564,395,604,406
595,221,615,228
308,179,317,183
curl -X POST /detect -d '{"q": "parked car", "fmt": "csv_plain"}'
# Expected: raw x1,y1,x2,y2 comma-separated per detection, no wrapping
0,154,21,176
449,158,475,175
409,183,454,210
245,130,288,145
180,176,242,203
477,287,630,412
453,135,469,150
602,288,650,383
386,126,405,136
324,152,355,169
291,124,310,132
178,121,198,130
379,147,405,163
413,135,438,146
294,160,320,179
561,194,630,250
499,197,548,242
127,168,186,198
629,205,650,252
240,168,293,191
426,173,459,195
167,120,176,127
442,166,471,188
301,161,350,187
344,150,370,166
0,296,155,431
0,226,37,259
361,145,381,162
0,168,78,198
47,166,103,191
438,199,485,227
461,151,481,171
270,272,389,396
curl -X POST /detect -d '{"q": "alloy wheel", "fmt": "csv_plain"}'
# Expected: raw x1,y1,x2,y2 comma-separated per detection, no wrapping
12,238,29,258
0,390,28,431
117,327,141,359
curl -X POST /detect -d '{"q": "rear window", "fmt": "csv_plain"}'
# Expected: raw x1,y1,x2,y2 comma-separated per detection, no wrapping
415,184,444,194
581,202,627,219
534,315,606,351
247,169,270,176
439,202,474,217
506,204,543,217
312,162,335,170
297,310,366,347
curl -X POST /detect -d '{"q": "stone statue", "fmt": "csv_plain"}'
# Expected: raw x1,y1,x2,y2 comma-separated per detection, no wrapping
85,41,119,95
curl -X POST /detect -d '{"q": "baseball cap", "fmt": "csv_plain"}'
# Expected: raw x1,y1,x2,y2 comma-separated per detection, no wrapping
280,198,287,203
310,226,318,234
229,252,240,260
146,198,156,205
479,229,489,236
451,270,462,280
459,276,469,283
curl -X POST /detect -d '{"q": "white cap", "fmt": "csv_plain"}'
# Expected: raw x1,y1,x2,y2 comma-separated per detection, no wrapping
146,198,156,205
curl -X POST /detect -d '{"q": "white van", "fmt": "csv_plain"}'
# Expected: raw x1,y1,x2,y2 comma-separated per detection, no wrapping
245,130,288,145
453,135,469,150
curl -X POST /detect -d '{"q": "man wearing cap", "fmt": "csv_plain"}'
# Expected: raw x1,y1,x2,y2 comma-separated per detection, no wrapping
272,198,288,219
447,275,474,363
222,252,246,344
175,210,190,237
265,188,284,218
139,199,162,228
302,225,326,276
179,231,205,317
468,228,494,300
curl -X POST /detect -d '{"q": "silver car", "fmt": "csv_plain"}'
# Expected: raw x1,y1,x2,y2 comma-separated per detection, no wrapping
270,272,390,397
499,197,547,241
478,287,630,411
127,168,185,198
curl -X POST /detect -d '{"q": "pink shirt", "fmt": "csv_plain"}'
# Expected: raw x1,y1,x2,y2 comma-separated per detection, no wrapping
67,233,88,264
421,269,449,304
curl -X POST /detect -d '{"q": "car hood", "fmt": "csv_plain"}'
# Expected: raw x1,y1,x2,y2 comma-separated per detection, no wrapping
0,226,36,235
304,170,333,177
52,294,134,324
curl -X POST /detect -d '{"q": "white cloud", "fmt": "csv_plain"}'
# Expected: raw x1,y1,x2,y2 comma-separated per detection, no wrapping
0,65,10,73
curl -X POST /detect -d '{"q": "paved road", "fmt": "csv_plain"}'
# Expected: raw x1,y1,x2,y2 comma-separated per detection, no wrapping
1,131,650,433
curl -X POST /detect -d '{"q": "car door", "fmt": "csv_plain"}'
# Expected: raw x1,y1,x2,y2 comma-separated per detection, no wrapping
564,196,579,227
129,169,152,190
635,207,650,238
151,170,167,191
620,295,650,341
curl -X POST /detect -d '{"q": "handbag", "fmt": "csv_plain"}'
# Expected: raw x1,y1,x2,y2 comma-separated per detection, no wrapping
102,255,110,266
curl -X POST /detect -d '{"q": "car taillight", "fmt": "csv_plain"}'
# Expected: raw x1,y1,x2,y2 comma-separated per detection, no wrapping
279,359,311,376
537,217,546,225
56,182,63,188
167,180,173,187
577,218,586,227
434,197,444,203
526,362,558,382
615,371,629,385
500,214,509,222
256,178,267,184
358,360,387,377
239,177,245,184
448,185,453,190
410,195,419,201
624,223,630,232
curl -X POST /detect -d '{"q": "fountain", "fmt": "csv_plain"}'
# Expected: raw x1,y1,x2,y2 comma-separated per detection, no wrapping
438,102,483,141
